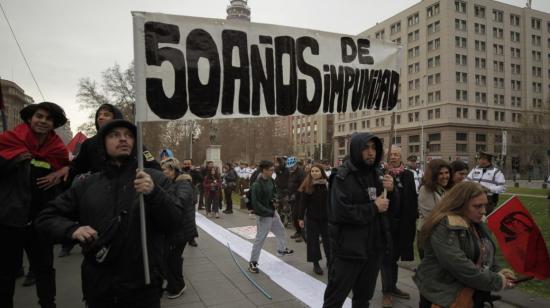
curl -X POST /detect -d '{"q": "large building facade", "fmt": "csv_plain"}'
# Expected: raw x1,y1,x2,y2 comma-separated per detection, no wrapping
333,0,550,178
0,78,33,131
291,114,334,162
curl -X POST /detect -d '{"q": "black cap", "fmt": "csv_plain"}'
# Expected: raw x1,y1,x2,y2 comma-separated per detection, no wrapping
407,155,418,162
98,119,137,141
20,102,67,129
478,151,494,161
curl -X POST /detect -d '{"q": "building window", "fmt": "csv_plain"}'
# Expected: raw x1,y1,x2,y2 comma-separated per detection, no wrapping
427,20,440,34
427,3,440,18
476,144,487,152
428,38,440,51
475,40,486,52
474,23,486,35
493,94,504,105
456,90,468,101
511,47,521,58
455,1,466,13
532,51,542,62
409,135,420,143
532,18,541,30
475,74,487,86
455,36,467,48
407,13,419,27
493,10,503,22
511,63,521,75
512,113,522,123
511,96,522,107
475,57,486,69
455,19,467,31
407,29,420,42
455,54,467,65
532,66,542,77
427,55,441,68
429,133,441,142
476,133,487,142
510,14,520,26
375,30,385,40
456,72,467,83
510,31,520,42
476,109,488,120
494,111,505,122
532,35,541,46
475,92,487,104
511,80,521,91
494,61,504,72
532,98,542,108
532,82,542,93
492,27,503,39
493,78,504,89
456,107,468,119
474,5,485,18
390,22,401,34
456,132,468,141
493,44,504,55
456,144,468,152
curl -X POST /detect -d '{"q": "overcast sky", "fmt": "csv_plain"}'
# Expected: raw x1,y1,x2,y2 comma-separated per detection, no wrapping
1,0,549,133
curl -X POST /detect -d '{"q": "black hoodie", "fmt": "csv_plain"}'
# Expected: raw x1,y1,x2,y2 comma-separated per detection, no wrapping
327,132,386,260
70,104,159,181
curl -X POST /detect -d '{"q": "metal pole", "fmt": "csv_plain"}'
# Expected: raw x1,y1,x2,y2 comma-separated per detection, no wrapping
320,115,324,160
420,121,424,168
132,12,150,285
0,76,8,132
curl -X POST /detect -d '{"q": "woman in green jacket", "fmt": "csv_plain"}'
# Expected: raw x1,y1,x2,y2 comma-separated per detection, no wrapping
414,182,516,308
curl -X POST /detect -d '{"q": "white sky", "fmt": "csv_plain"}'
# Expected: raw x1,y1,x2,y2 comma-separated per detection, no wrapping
1,0,549,133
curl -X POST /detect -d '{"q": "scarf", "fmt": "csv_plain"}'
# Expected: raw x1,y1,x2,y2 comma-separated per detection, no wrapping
312,179,328,186
0,123,69,170
388,163,406,177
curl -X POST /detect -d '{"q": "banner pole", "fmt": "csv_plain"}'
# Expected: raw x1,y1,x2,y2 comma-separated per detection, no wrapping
132,11,150,285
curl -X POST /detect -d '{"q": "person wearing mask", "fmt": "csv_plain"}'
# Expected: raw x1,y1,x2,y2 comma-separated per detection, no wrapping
248,160,294,274
180,159,200,247
380,146,418,307
297,164,331,275
414,182,516,308
323,133,393,308
406,155,423,193
222,163,238,214
466,152,506,214
203,166,222,218
417,159,452,259
160,158,194,299
36,120,183,308
451,160,469,184
0,102,69,308
287,156,306,242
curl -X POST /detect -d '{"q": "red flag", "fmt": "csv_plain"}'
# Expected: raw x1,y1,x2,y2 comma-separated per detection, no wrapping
66,131,87,154
487,196,550,279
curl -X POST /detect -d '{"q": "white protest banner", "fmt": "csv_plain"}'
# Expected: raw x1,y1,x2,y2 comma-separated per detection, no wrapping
132,12,402,121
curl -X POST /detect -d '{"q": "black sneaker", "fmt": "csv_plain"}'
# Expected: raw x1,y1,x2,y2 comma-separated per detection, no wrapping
313,263,323,275
58,249,71,258
290,232,301,239
248,261,259,274
167,283,187,299
277,248,294,257
188,239,198,247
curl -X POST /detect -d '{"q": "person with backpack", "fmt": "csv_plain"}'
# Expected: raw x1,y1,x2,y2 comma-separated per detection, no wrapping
248,160,294,274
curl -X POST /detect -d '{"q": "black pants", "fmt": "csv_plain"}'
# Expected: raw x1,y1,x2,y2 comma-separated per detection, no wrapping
86,286,161,308
165,242,186,294
198,186,205,208
419,291,488,308
380,233,400,293
0,225,56,308
305,217,330,263
323,254,383,308
290,197,302,234
224,187,234,211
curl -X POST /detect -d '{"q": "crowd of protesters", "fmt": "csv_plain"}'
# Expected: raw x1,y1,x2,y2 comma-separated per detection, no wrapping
0,101,518,308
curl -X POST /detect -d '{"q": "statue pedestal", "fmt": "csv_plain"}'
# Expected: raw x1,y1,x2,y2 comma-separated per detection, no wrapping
206,145,223,170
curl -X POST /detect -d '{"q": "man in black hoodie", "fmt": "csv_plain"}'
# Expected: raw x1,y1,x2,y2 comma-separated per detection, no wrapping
323,133,393,308
58,104,160,257
36,120,183,308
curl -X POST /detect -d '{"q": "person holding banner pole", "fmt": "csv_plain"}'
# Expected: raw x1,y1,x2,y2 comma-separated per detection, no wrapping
36,120,184,308
414,182,516,308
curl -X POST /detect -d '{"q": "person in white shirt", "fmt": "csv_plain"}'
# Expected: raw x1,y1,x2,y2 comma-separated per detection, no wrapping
466,151,506,213
406,155,423,193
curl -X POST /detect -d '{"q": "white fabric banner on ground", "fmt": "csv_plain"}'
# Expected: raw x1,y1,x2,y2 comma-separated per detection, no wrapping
132,12,401,121
195,212,352,308
228,225,275,240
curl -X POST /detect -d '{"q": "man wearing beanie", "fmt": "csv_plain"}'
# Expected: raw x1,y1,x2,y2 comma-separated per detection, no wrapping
36,120,184,308
0,102,70,308
323,132,394,308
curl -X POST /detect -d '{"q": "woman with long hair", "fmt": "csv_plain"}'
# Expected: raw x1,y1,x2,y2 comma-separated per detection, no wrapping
417,159,452,258
297,164,331,275
414,182,516,307
160,158,196,299
203,166,222,218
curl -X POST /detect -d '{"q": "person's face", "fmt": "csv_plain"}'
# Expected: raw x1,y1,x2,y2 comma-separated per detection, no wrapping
29,109,54,135
207,162,214,168
453,169,468,183
105,127,135,158
162,166,176,180
465,193,488,223
389,148,401,167
96,109,114,128
479,157,490,167
408,160,417,169
437,167,450,187
261,166,274,178
362,141,377,165
310,167,322,180
182,160,192,170
210,167,216,175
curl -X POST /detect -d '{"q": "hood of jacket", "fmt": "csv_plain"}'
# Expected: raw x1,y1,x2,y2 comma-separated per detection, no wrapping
348,132,383,172
95,104,124,131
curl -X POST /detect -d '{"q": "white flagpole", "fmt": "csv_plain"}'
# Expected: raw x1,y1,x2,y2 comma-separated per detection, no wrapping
132,11,151,285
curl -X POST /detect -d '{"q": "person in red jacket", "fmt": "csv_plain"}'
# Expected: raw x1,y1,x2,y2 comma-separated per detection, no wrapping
203,166,222,218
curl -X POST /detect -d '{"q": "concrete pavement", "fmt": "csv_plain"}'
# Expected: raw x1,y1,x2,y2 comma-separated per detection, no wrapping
13,205,549,307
